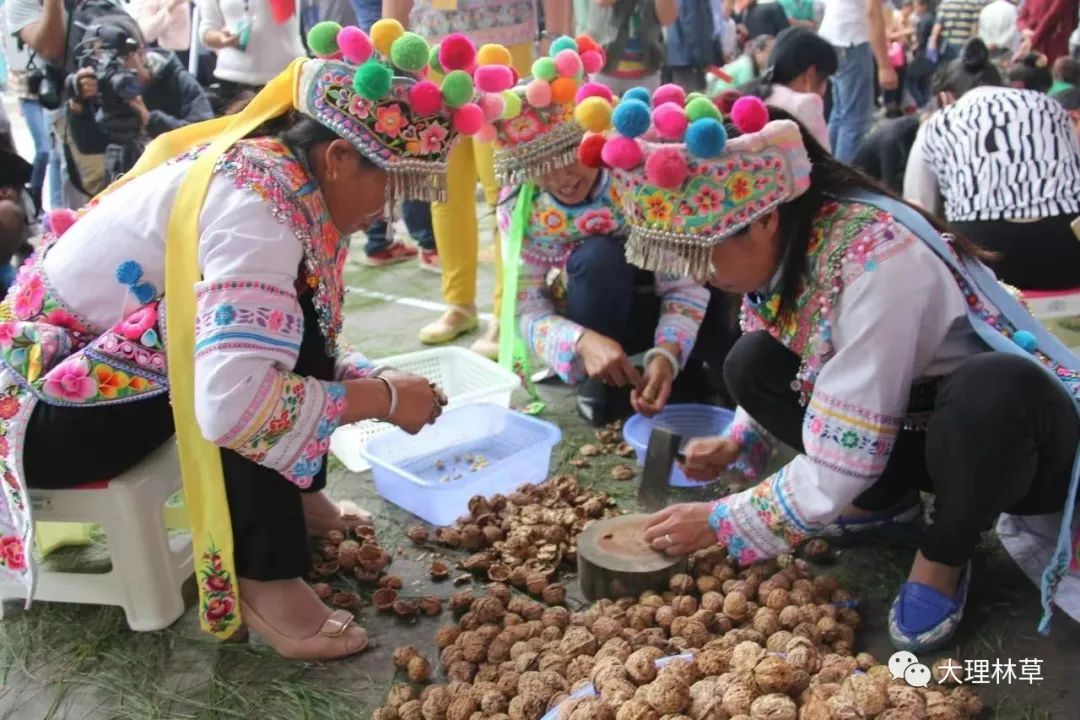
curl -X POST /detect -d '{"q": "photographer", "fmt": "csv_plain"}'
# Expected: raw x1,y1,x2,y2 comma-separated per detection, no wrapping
66,35,212,169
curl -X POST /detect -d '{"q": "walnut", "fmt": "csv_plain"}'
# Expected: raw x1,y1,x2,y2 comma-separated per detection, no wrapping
507,694,546,720
796,700,833,720
450,590,475,614
644,676,690,714
816,654,858,684
398,700,424,720
658,658,700,685
817,616,840,643
560,626,598,657
372,708,398,720
778,605,802,630
446,696,478,720
923,704,963,720
878,711,922,720
723,592,750,621
497,670,521,696
785,644,819,674
679,620,711,649
407,655,432,683
461,638,488,664
700,591,724,614
393,646,421,669
566,655,596,684
800,683,839,705
421,686,451,720
764,589,791,611
837,675,888,717
753,655,808,696
542,583,567,605
435,625,462,649
672,595,699,616
387,684,417,708
616,698,661,720
732,641,766,673
753,608,781,637
593,615,624,643
448,660,477,683
487,582,512,604
749,694,796,720
571,698,617,720
791,622,820,644
600,678,638,707
948,686,982,716
472,596,506,624
811,575,839,600
695,575,721,594
886,685,926,718
655,605,677,629
853,652,876,671
865,665,894,688
441,645,465,668
669,574,695,594
593,656,630,689
764,631,792,654
480,690,509,715
722,682,755,717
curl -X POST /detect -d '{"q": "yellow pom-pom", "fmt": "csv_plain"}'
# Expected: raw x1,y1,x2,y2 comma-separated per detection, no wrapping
574,96,612,133
370,18,405,56
476,43,512,66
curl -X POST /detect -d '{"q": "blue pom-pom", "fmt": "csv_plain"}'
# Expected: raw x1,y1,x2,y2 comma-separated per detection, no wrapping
115,260,143,285
1013,330,1037,352
686,118,728,158
612,99,652,138
622,86,652,107
132,282,157,305
549,35,578,55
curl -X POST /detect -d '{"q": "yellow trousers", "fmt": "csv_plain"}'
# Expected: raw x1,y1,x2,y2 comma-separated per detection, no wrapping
432,41,534,312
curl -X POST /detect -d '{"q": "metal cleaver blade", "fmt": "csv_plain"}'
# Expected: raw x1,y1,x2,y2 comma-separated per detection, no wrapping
637,426,682,512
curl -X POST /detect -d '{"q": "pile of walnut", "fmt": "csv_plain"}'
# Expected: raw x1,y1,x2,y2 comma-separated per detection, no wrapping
406,476,619,599
374,545,981,720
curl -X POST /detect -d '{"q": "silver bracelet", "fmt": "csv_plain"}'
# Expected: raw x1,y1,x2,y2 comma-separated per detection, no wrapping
373,376,398,422
643,347,681,380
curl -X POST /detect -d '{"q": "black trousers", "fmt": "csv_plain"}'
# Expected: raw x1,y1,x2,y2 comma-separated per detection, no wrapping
22,293,333,581
953,215,1080,291
725,331,1078,567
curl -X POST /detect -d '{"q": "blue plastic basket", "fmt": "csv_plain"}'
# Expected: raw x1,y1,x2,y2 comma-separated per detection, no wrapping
623,404,735,487
360,403,562,526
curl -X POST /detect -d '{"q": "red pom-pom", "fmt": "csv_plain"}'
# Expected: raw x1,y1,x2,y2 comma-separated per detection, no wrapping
714,89,742,115
653,102,688,140
645,146,689,189
474,64,515,93
575,81,613,104
453,103,485,135
439,33,476,71
601,135,644,170
409,80,443,116
46,208,78,237
575,35,601,55
580,50,603,75
578,133,607,168
653,83,686,108
731,96,769,134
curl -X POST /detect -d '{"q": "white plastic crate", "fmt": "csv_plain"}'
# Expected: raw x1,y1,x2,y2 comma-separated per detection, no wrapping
361,404,562,526
329,346,521,472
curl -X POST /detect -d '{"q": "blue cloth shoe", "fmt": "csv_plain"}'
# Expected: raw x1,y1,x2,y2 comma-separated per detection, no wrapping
889,562,971,653
820,494,925,546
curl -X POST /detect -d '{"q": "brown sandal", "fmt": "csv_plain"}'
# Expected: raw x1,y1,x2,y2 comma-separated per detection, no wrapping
239,602,369,661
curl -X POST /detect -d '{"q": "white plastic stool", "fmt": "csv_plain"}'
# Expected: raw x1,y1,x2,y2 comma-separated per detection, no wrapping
0,441,193,631
1022,288,1080,354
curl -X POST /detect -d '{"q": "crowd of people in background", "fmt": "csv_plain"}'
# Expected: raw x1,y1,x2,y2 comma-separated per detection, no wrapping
0,0,1079,336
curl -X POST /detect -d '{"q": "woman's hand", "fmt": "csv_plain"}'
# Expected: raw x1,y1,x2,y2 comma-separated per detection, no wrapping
382,371,446,434
680,436,740,482
644,502,717,556
204,28,240,49
577,330,642,388
631,353,674,417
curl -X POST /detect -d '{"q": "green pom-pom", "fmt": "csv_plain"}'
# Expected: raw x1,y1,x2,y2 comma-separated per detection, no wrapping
687,91,707,103
390,31,429,72
686,96,721,122
308,21,342,57
441,69,474,108
549,35,578,55
429,43,444,74
501,90,522,119
353,60,393,101
532,57,557,82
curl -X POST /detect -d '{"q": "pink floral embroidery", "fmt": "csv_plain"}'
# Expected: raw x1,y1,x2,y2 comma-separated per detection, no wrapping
115,304,158,341
375,104,405,139
574,209,617,236
419,123,448,155
43,358,97,402
12,275,45,319
0,535,26,571
347,94,370,120
503,112,543,143
0,323,17,347
267,309,285,332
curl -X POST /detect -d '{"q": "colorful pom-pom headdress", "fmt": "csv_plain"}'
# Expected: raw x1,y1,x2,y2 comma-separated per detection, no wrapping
486,35,608,185
299,20,513,202
581,88,813,278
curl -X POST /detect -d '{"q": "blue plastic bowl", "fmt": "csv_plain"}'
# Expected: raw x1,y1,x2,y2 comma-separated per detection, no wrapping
623,404,735,487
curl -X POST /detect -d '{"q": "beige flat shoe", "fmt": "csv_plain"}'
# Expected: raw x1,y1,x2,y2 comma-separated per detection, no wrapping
469,319,499,360
418,305,478,344
239,601,368,661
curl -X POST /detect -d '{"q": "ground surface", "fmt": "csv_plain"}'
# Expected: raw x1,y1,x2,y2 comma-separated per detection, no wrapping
1,97,1078,720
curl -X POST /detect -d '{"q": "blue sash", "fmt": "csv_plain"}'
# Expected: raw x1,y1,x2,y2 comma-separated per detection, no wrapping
838,190,1080,634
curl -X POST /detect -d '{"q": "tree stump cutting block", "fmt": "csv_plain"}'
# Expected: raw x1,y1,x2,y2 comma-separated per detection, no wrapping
577,514,687,601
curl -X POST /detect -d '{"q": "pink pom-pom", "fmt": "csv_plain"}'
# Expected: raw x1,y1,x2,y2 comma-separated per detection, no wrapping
439,33,476,71
479,93,506,121
554,49,583,78
575,81,613,104
338,26,373,64
653,83,686,108
409,80,444,116
653,102,688,141
580,50,603,75
465,60,478,75
645,146,689,189
453,103,485,135
525,79,553,107
601,136,644,170
731,96,769,134
46,208,78,237
474,65,515,93
476,123,498,142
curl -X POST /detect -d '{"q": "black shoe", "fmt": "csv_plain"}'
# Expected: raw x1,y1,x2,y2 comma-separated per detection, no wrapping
576,378,631,427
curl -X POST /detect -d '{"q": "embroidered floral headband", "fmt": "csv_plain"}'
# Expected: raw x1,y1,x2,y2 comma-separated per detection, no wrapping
578,88,813,278
299,20,517,202
484,35,608,185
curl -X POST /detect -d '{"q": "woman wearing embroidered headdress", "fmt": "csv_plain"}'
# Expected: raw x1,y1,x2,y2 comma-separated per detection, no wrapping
582,90,1080,652
0,21,506,660
489,42,738,425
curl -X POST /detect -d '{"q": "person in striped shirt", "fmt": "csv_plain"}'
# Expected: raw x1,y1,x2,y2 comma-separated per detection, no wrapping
928,0,982,62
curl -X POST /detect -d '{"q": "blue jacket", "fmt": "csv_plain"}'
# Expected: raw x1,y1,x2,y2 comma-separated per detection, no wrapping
666,0,717,69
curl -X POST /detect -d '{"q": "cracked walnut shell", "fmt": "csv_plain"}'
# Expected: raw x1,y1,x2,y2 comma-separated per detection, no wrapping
749,694,797,720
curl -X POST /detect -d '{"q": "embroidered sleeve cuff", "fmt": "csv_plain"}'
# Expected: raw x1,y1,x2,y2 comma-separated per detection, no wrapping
708,470,810,565
527,313,587,385
655,284,709,365
334,349,375,380
721,412,775,480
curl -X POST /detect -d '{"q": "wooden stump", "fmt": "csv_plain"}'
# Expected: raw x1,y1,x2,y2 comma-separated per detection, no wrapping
577,514,687,601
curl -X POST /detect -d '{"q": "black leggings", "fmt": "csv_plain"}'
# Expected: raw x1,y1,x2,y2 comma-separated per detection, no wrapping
724,331,1078,567
953,215,1080,291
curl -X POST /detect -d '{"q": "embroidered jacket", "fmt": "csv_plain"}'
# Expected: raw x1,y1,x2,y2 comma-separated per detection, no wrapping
708,200,991,563
497,172,711,383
